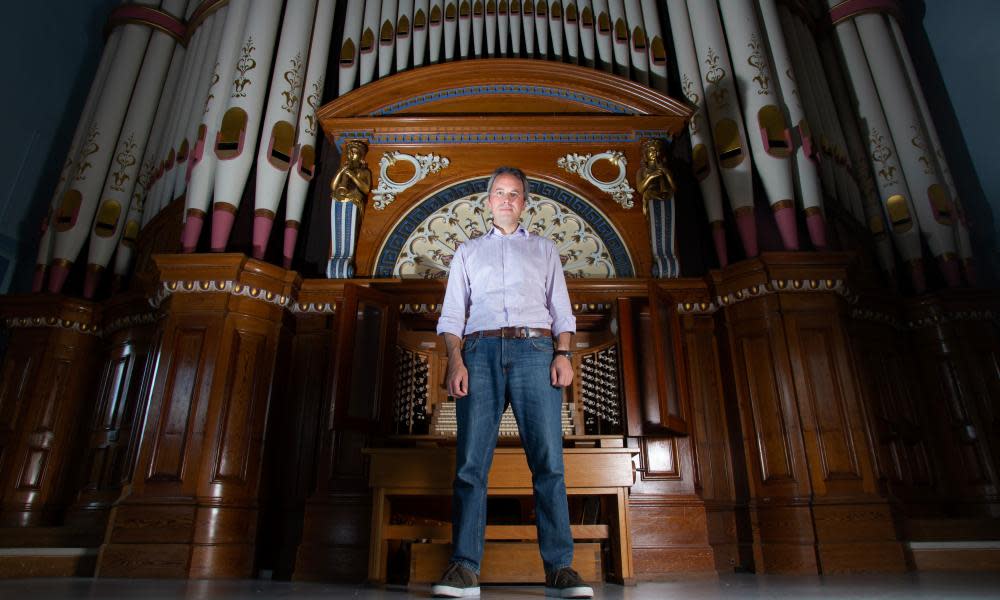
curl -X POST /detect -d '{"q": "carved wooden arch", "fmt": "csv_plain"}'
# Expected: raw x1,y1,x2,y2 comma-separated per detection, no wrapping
317,59,693,278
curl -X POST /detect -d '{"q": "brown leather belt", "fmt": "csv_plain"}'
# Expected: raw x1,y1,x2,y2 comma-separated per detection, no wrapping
468,327,552,339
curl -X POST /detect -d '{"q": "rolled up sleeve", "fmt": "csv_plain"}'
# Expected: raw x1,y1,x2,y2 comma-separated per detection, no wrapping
546,242,576,336
436,244,470,338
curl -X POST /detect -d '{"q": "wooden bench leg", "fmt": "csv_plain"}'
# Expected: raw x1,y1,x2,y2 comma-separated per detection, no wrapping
368,489,389,583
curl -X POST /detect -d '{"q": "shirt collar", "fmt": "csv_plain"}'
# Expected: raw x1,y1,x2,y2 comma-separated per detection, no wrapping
488,225,528,238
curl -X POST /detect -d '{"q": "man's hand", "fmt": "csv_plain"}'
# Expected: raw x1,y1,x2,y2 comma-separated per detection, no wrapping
550,354,574,388
447,361,469,397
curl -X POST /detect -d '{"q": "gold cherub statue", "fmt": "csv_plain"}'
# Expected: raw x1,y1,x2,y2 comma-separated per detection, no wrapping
635,138,677,216
330,139,372,210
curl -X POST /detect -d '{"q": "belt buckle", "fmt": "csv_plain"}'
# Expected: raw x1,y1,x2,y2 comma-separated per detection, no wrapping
520,326,531,339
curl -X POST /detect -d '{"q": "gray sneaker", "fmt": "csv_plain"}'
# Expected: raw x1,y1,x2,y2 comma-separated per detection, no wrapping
431,562,480,598
544,567,594,598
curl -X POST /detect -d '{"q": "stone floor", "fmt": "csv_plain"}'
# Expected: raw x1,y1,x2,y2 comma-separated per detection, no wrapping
2,573,999,599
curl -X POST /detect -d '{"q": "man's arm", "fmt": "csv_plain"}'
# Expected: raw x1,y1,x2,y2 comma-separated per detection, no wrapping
551,331,573,388
443,333,469,397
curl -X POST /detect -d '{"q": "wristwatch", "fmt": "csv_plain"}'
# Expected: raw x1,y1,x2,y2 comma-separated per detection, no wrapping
553,350,573,359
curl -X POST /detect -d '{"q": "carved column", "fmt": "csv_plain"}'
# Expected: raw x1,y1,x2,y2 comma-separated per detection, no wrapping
712,253,906,573
905,291,1000,517
64,294,162,533
0,296,103,527
96,255,298,578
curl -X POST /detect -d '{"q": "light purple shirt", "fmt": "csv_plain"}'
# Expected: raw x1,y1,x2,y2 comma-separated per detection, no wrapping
437,226,576,338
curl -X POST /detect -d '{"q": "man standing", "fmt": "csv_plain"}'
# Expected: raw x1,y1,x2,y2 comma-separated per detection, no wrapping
432,167,594,599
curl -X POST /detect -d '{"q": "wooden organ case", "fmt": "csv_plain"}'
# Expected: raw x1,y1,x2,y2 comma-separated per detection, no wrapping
292,60,731,584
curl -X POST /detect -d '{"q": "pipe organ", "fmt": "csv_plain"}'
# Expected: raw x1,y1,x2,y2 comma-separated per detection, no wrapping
2,0,998,586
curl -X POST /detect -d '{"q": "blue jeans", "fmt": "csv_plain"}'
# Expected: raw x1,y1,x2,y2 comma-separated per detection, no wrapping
450,335,574,574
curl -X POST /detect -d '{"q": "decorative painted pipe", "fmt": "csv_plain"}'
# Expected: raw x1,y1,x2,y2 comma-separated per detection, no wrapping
888,17,974,283
717,0,798,251
472,0,485,56
522,0,535,55
685,0,756,257
170,10,228,201
210,0,283,251
33,26,123,291
458,0,471,57
756,0,825,249
182,0,252,252
252,0,318,260
284,0,337,269
82,0,191,298
508,0,522,54
548,0,564,60
665,0,726,266
827,9,925,290
340,0,365,93
48,0,160,293
533,0,548,57
429,0,444,62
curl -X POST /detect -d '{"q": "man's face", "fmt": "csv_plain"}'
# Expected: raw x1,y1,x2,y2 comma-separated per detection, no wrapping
486,173,526,231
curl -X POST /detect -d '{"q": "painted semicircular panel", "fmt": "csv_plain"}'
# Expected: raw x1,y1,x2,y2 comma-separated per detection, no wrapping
375,177,634,278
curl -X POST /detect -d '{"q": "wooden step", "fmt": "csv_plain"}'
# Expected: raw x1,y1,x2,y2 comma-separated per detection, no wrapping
0,548,98,578
410,541,601,583
906,541,1000,571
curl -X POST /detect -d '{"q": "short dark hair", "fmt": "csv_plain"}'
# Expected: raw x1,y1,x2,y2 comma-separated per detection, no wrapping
485,166,530,201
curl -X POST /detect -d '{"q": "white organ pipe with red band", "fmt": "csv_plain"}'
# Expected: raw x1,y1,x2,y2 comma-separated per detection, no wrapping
472,0,488,57
522,1,535,55
378,0,397,78
852,11,961,286
340,0,365,93
209,0,283,251
252,0,318,259
485,0,497,55
33,26,123,291
757,0,827,248
81,0,191,299
397,0,414,70
623,0,648,85
828,11,925,291
563,1,580,64
508,0,522,54
496,0,509,55
640,0,666,92
816,32,896,277
592,0,611,69
777,8,837,213
784,13,861,227
888,18,975,282
607,0,628,74
284,0,337,269
170,9,228,201
148,9,212,220
47,0,160,293
413,0,429,65
112,1,197,277
182,0,252,252
458,0,471,57
717,0,798,251
361,0,381,84
548,0,564,61
533,0,548,57
578,0,595,66
665,0,726,267
443,0,458,60
685,0,756,257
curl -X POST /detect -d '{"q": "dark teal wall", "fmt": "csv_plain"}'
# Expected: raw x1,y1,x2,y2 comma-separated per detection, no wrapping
923,0,1000,246
0,0,119,291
